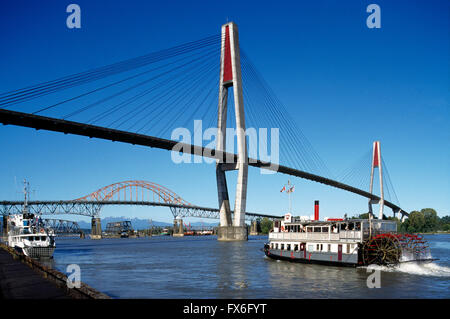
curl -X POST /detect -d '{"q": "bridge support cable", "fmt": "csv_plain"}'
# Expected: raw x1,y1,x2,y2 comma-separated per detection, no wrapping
81,49,220,126
240,51,333,179
381,156,400,207
337,148,401,210
59,48,220,125
106,57,218,132
0,34,225,144
337,149,373,192
0,34,222,109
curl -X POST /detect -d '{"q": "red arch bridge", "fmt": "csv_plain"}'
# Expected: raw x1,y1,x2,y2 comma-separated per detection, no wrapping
0,180,281,222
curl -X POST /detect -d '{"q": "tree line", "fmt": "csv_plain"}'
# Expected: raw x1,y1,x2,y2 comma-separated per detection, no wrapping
352,208,449,233
257,208,450,234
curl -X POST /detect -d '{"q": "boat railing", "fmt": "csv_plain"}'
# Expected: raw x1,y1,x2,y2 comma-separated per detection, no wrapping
269,231,362,241
339,230,362,240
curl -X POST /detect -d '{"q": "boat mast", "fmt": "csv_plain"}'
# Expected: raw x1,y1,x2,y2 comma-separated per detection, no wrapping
288,180,291,214
23,179,29,214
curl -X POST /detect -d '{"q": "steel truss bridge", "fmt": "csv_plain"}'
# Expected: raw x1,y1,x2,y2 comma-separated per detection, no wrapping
42,219,84,236
0,181,281,221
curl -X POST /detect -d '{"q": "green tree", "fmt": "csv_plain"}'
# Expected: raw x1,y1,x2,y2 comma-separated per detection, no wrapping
407,210,425,232
438,215,450,231
260,217,273,234
421,208,439,232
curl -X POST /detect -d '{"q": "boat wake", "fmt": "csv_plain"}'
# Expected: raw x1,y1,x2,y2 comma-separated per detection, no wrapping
363,262,450,277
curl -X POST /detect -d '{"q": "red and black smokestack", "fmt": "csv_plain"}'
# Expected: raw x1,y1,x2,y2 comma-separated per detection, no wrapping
314,200,319,221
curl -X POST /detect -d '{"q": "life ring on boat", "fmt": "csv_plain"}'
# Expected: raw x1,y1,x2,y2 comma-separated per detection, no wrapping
281,226,285,232
40,228,44,234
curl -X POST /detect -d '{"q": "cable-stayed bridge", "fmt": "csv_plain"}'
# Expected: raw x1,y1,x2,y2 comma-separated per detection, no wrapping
0,22,408,240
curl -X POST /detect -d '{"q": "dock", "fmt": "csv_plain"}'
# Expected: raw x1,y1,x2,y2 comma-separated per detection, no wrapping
0,243,110,299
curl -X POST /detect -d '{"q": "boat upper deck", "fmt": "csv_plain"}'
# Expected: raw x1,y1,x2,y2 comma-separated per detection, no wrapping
269,218,397,243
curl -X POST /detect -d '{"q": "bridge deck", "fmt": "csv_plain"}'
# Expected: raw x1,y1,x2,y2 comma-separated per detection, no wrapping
0,109,407,217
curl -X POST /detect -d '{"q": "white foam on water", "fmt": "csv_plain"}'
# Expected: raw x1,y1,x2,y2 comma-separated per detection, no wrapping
364,262,450,277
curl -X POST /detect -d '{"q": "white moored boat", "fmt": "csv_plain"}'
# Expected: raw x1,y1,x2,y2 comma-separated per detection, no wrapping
6,180,55,259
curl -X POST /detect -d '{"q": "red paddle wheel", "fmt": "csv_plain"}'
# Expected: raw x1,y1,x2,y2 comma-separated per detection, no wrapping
362,233,431,266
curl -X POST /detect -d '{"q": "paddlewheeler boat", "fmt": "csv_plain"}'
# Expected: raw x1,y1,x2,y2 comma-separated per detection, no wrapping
264,209,434,267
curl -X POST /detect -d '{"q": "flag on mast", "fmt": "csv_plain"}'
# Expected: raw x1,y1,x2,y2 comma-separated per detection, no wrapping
287,186,295,193
280,186,286,192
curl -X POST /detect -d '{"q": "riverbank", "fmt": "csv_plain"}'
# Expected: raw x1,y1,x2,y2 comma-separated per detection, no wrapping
0,243,110,299
416,231,450,235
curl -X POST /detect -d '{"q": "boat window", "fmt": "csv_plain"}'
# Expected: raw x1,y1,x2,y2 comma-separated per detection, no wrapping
346,244,350,254
322,227,328,233
307,227,312,232
281,244,284,250
314,227,321,233
316,244,320,251
331,225,339,233
287,244,291,251
294,244,298,251
328,244,331,252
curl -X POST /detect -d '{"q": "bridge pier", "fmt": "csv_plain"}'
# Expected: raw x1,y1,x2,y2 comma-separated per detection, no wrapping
217,226,247,241
173,217,184,237
91,217,102,239
249,220,260,236
1,215,8,240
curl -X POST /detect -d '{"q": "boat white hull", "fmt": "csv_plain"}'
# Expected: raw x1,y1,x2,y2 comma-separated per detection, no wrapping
14,245,55,259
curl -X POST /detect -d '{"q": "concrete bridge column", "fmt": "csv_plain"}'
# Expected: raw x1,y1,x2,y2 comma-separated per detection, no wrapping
249,220,260,236
216,22,248,242
91,217,102,239
1,215,8,240
173,218,184,237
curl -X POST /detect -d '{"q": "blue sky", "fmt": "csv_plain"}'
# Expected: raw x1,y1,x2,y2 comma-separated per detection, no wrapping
0,0,448,224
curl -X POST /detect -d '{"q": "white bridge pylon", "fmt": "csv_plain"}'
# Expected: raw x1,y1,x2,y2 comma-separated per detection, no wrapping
369,141,387,220
216,22,249,241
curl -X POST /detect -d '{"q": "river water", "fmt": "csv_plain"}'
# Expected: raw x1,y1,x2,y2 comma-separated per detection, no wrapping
50,234,450,299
